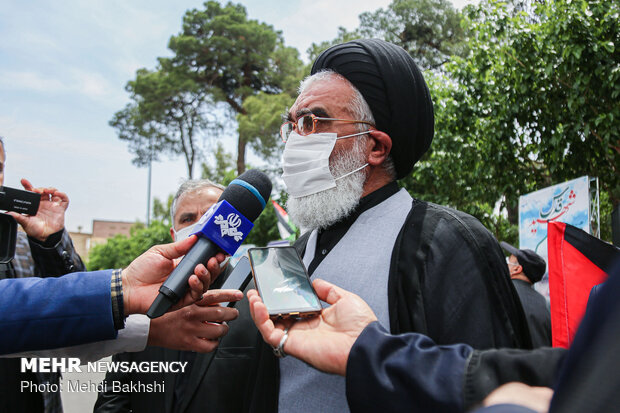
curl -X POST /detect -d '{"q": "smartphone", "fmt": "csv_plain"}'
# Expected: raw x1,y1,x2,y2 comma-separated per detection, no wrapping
248,246,322,320
218,256,253,307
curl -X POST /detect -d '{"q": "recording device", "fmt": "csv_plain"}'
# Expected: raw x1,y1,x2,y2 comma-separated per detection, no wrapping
0,186,41,215
248,246,322,320
218,256,253,307
147,170,272,318
0,186,41,263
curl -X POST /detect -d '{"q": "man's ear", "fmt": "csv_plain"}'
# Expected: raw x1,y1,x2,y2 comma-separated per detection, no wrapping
367,130,392,166
170,227,176,241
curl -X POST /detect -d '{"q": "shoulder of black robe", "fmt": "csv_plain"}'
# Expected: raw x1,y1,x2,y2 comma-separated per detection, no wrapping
388,198,533,349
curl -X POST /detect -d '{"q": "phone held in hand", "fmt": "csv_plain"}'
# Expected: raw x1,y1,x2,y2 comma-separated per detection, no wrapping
218,256,253,307
248,246,322,320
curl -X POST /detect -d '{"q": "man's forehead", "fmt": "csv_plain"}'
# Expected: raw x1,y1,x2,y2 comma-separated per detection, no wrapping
174,187,221,216
289,77,353,120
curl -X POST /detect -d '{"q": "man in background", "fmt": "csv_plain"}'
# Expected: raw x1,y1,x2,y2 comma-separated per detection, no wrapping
501,241,551,347
95,179,255,413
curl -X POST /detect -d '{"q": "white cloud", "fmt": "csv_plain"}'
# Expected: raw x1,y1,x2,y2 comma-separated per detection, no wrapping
70,70,111,99
0,72,66,93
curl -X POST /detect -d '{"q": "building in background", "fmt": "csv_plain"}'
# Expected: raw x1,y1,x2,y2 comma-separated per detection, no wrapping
68,220,135,260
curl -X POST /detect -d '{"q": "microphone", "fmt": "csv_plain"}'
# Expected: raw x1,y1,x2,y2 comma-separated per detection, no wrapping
147,170,272,318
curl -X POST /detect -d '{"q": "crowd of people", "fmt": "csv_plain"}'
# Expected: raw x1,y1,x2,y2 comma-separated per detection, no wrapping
1,38,619,413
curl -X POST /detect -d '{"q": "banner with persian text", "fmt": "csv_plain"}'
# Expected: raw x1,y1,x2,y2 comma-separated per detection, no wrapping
519,176,592,298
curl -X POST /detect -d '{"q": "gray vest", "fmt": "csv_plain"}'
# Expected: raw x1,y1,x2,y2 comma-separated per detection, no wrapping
278,188,413,412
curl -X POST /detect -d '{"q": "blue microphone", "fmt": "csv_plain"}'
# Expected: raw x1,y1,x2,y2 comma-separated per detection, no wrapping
147,170,272,318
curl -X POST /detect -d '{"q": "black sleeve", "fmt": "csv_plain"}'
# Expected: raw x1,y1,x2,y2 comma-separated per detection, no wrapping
93,353,133,413
346,322,472,413
464,347,566,410
28,229,86,276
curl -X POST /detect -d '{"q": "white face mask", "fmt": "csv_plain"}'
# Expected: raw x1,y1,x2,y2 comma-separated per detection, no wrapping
172,223,197,241
281,131,369,198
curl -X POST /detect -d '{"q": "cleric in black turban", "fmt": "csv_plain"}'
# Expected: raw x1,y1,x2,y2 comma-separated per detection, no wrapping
186,38,533,413
311,38,434,179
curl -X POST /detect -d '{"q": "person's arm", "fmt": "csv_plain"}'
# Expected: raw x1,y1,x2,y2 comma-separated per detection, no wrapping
0,235,233,355
4,289,242,361
464,347,564,410
346,322,470,413
2,314,150,362
28,229,85,275
0,270,117,355
248,279,560,413
9,179,85,276
93,352,134,413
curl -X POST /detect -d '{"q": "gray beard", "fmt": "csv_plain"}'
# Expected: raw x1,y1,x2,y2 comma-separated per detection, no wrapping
286,139,368,231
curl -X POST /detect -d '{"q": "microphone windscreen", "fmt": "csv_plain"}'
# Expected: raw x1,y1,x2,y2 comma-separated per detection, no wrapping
220,170,272,222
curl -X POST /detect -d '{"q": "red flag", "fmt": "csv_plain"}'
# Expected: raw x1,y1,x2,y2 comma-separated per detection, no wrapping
548,221,620,348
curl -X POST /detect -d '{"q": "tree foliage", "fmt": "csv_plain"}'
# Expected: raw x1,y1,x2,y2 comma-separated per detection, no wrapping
358,0,468,70
402,0,619,242
168,1,302,174
87,221,172,270
152,195,174,227
237,92,296,163
111,63,222,178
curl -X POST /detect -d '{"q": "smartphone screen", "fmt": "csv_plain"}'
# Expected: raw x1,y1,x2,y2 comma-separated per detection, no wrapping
248,246,321,319
218,256,253,307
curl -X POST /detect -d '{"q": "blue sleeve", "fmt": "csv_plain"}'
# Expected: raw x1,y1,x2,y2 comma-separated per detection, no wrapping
346,321,473,413
0,270,117,354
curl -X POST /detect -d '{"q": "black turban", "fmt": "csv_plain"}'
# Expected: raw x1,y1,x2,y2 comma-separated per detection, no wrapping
311,38,434,180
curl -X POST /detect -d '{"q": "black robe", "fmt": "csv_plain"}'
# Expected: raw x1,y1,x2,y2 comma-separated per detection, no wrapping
247,183,532,412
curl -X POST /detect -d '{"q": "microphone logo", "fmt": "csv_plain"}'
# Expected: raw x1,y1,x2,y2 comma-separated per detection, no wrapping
215,213,244,241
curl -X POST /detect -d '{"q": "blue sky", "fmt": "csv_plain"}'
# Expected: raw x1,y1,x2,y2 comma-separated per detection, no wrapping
1,0,472,233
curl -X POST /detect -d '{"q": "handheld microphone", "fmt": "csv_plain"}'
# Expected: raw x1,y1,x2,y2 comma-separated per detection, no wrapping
147,170,272,318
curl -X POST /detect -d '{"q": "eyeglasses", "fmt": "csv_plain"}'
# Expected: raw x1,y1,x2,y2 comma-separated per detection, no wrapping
506,257,519,266
280,113,374,142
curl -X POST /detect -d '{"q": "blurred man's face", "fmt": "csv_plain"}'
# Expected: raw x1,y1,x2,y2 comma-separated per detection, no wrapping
0,144,5,187
170,187,222,241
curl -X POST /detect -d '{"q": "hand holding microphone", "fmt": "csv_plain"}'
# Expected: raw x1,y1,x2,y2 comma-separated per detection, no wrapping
147,170,272,318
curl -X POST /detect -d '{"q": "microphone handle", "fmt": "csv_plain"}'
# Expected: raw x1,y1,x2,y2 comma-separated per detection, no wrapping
147,237,219,318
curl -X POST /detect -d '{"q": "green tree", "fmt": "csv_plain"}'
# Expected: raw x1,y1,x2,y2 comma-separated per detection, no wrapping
357,0,468,70
111,64,220,178
403,0,619,241
237,92,296,163
306,27,362,63
152,195,174,226
201,142,238,185
168,1,302,174
87,221,172,270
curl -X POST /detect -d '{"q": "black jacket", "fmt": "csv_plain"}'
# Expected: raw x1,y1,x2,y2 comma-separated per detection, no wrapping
512,279,552,347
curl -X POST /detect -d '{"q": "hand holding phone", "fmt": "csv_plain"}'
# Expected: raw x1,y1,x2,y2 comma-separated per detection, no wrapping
248,246,321,320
